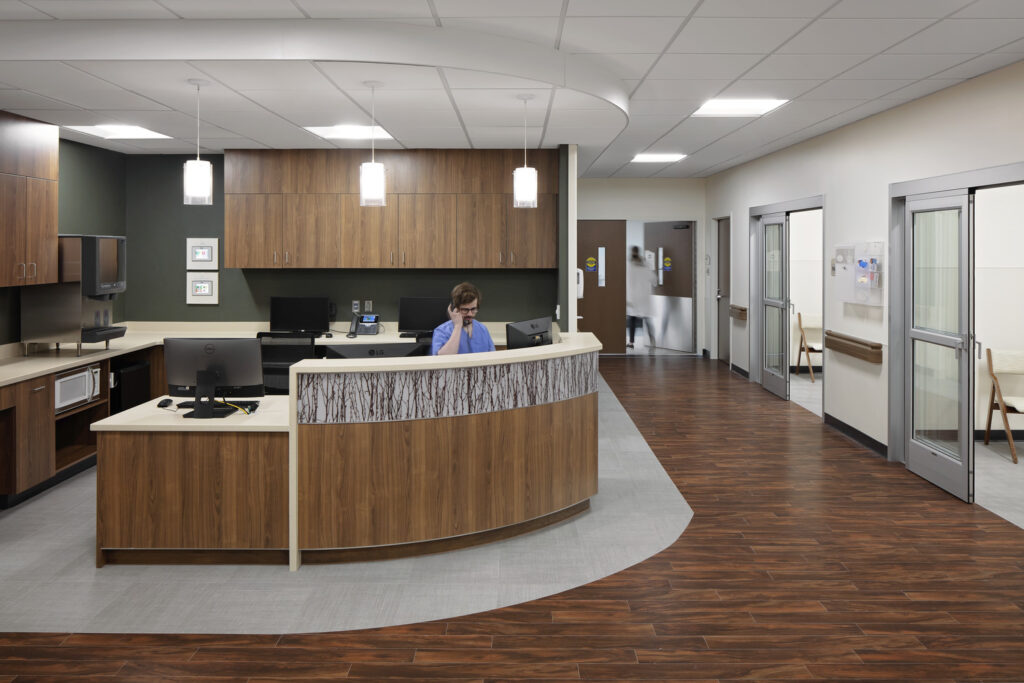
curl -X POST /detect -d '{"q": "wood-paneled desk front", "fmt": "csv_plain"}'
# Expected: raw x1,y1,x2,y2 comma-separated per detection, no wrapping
91,333,602,569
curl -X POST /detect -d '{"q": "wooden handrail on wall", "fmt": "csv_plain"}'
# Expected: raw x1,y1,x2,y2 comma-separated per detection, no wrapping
824,330,883,364
729,305,747,321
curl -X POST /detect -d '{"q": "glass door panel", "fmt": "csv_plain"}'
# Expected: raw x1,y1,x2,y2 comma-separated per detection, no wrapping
761,213,788,399
912,340,961,457
913,209,960,335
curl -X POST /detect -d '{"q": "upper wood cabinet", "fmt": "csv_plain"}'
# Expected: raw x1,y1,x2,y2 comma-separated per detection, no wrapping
456,194,505,268
0,174,58,287
398,194,456,268
507,193,557,269
284,194,342,268
0,173,27,286
339,195,399,268
224,194,283,268
0,111,58,181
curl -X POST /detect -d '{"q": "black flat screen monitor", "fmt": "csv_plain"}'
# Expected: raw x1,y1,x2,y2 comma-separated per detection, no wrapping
165,338,265,401
325,342,430,359
270,296,330,334
398,297,450,337
506,317,553,350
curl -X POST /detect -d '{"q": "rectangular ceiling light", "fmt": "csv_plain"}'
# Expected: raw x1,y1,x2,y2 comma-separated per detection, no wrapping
306,125,392,140
631,153,686,163
66,124,170,139
692,99,788,117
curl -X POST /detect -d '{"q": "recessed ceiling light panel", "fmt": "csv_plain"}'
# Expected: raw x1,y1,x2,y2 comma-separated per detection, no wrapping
631,153,686,163
692,99,788,117
306,125,392,140
65,125,170,139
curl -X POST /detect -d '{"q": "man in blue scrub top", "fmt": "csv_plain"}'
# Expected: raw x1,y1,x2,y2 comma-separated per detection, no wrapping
431,282,496,355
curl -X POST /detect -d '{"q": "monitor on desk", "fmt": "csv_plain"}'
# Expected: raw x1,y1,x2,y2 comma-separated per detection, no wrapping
270,296,330,334
398,297,450,338
506,317,553,350
165,338,264,417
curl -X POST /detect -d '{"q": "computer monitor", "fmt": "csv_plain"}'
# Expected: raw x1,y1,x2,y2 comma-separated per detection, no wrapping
164,338,264,418
398,297,450,338
325,342,430,359
506,317,553,350
270,296,330,334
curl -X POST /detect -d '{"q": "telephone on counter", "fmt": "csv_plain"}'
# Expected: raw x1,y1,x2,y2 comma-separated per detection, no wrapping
347,313,381,338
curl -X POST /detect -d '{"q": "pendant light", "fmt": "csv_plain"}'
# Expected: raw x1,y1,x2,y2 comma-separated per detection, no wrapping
183,79,213,205
360,81,386,207
513,93,537,209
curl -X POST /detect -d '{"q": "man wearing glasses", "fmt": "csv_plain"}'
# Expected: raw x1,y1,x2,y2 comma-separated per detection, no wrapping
432,282,496,355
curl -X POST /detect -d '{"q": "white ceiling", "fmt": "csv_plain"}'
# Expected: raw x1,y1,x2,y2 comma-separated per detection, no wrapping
0,0,1021,178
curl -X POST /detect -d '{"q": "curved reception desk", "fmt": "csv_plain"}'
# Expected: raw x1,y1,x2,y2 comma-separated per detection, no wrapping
290,333,601,569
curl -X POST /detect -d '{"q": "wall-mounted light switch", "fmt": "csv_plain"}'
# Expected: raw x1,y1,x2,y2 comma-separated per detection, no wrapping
364,300,373,313
351,300,360,314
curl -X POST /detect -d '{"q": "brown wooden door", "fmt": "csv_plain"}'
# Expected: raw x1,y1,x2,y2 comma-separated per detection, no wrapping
340,194,399,268
507,193,557,268
224,194,284,268
25,178,58,285
0,173,26,287
15,375,54,492
578,220,626,354
283,194,342,268
398,194,457,268
456,194,505,268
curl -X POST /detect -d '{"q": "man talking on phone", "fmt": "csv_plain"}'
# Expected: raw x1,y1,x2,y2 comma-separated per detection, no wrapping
431,282,496,355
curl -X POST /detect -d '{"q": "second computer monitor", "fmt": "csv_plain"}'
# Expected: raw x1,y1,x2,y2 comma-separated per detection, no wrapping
398,297,450,337
270,296,330,334
506,317,553,350
165,338,265,398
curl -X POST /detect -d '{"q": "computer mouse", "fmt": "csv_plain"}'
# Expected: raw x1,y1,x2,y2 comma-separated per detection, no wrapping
157,398,173,408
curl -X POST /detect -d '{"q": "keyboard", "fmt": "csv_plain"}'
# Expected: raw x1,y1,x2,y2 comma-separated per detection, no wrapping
176,400,259,413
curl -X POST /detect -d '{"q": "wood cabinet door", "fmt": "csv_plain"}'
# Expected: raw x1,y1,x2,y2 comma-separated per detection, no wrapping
25,178,58,284
506,193,557,268
398,194,457,268
456,194,505,268
283,194,342,268
224,194,284,268
0,173,26,287
340,195,399,268
15,375,54,492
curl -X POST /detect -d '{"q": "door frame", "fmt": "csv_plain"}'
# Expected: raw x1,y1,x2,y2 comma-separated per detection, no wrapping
888,160,1024,465
712,215,731,363
748,195,825,389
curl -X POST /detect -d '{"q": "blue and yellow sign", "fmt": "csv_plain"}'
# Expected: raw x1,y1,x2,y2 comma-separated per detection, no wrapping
584,256,597,272
662,255,672,272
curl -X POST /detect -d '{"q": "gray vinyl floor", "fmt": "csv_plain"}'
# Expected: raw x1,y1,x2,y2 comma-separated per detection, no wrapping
976,440,1024,529
790,372,823,417
0,376,691,634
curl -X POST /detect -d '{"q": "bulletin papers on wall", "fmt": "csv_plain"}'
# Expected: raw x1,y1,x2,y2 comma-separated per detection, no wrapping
833,241,884,307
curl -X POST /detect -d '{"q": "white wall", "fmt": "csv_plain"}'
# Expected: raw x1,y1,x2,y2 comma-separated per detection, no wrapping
788,209,823,366
578,178,708,350
706,60,1024,444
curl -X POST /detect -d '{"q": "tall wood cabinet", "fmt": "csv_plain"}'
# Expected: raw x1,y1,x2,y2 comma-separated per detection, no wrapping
224,149,558,270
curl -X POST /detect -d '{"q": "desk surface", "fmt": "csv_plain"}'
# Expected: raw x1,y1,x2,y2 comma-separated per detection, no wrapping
91,395,289,432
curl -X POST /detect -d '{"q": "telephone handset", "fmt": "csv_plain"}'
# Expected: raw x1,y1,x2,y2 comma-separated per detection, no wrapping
347,313,380,338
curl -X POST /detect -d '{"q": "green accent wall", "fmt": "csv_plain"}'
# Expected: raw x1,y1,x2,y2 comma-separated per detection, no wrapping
0,140,127,345
124,154,557,326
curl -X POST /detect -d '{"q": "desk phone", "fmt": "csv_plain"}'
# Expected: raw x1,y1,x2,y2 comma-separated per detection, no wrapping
347,314,380,338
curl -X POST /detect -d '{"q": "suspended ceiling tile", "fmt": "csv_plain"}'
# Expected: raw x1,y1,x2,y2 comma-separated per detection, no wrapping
627,99,701,117
466,126,543,148
824,0,973,19
889,18,1024,53
194,61,335,90
91,109,238,138
0,90,77,109
198,109,333,147
778,18,932,53
316,62,444,91
560,17,683,53
954,0,1024,18
442,68,550,89
612,163,669,178
378,108,462,128
649,53,762,80
56,131,144,153
450,87,551,110
159,0,305,19
718,78,825,99
21,0,176,19
657,117,756,151
583,53,662,79
322,138,402,149
239,90,366,125
71,61,260,112
996,38,1024,52
118,138,196,152
385,127,469,148
630,79,732,101
348,89,454,110
434,0,562,18
15,110,106,126
459,108,546,126
801,78,915,99
840,53,976,79
212,138,270,150
739,99,862,138
934,52,1024,78
746,53,872,78
440,17,559,46
695,0,836,18
295,0,434,19
0,62,168,110
875,78,965,101
543,127,619,146
0,2,50,19
567,0,699,16
667,17,808,54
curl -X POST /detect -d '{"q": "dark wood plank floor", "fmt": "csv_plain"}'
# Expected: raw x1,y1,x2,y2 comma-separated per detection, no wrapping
4,357,1024,681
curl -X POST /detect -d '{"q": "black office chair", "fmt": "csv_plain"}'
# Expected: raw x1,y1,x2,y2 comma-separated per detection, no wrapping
257,332,318,395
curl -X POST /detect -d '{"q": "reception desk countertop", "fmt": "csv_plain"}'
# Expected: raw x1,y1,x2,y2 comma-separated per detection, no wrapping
92,395,289,433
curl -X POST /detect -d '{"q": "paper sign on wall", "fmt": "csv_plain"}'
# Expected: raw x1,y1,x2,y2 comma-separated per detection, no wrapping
584,256,597,272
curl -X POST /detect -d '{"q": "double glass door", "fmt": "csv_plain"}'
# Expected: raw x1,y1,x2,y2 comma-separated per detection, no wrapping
762,213,789,399
904,193,973,502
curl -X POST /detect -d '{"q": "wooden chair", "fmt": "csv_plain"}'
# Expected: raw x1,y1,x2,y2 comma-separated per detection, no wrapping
984,348,1023,464
795,312,823,382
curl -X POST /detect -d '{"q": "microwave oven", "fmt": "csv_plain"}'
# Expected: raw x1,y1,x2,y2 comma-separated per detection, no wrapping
54,365,102,413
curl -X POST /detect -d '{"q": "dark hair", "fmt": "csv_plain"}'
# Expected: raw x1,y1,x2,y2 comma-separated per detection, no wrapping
451,282,481,308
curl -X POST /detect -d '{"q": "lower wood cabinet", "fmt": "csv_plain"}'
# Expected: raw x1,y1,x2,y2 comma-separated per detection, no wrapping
12,375,55,493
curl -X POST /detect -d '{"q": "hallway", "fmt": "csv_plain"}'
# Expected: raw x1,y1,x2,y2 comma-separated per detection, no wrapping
4,358,1024,680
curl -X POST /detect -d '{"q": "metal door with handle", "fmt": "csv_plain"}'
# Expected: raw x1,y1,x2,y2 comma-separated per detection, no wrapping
761,212,789,399
904,192,974,502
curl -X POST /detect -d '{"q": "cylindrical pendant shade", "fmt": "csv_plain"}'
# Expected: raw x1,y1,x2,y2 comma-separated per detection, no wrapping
360,161,387,207
183,159,213,205
513,166,537,208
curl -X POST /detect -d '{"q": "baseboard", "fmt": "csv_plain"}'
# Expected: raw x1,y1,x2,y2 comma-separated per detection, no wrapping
730,363,749,379
975,429,1024,442
790,365,823,374
0,455,96,509
824,413,887,457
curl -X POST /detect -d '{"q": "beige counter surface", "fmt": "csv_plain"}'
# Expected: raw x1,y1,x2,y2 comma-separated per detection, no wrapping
91,395,289,432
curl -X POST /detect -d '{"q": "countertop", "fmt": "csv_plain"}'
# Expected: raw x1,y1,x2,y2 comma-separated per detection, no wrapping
91,395,289,432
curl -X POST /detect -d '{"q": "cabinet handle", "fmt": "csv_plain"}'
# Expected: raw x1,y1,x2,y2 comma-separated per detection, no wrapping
402,251,406,265
510,251,515,265
285,251,290,265
273,250,278,264
32,385,46,392
16,263,25,279
499,251,503,264
390,251,394,265
28,262,36,277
